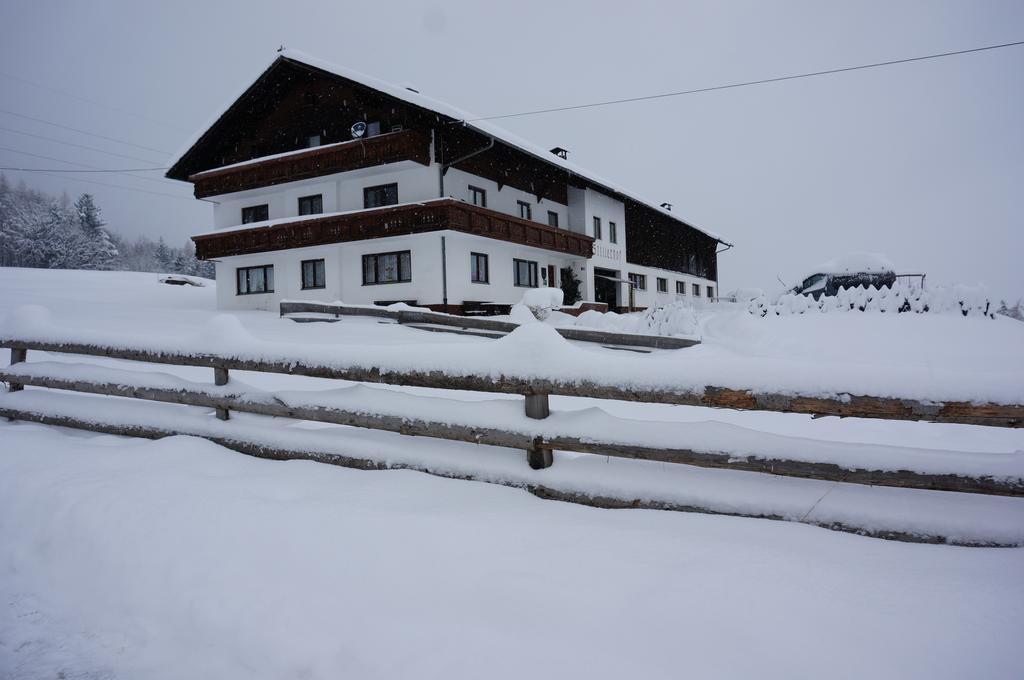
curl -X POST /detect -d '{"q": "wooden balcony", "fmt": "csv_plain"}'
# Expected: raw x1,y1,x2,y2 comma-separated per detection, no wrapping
188,129,432,199
193,199,596,260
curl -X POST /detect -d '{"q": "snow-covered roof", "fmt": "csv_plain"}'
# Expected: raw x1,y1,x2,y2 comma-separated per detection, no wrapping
802,252,895,280
169,49,730,245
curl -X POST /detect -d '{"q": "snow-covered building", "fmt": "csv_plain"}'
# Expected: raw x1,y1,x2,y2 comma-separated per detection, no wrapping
168,50,731,313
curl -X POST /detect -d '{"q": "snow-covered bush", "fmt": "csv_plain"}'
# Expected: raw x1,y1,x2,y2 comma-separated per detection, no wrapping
637,303,699,336
749,283,994,318
520,287,564,320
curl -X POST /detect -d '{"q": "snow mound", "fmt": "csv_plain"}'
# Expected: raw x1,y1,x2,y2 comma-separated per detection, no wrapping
573,303,698,337
1,305,54,338
493,322,574,365
508,304,539,324
190,314,255,353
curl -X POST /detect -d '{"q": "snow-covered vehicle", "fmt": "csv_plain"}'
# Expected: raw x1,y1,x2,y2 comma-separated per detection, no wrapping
791,253,898,300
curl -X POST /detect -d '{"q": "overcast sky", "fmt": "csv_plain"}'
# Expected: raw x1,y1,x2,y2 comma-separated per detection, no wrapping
1,0,1021,297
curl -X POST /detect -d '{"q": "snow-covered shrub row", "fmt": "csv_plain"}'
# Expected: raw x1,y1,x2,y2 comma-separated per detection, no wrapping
749,283,994,318
574,302,698,337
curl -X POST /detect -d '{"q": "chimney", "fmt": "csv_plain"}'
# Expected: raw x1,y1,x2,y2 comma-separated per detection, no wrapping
660,202,673,211
550,147,569,160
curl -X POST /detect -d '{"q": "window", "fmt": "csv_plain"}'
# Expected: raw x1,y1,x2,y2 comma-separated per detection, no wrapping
517,201,532,220
366,121,381,137
628,273,646,291
609,221,618,244
469,185,487,207
390,124,404,133
362,250,411,285
547,211,559,227
676,281,686,295
307,134,321,148
692,283,700,297
513,259,538,287
241,204,268,224
301,259,326,290
593,216,602,240
298,194,323,216
363,183,398,209
707,286,715,299
236,265,274,295
470,252,489,284
657,277,667,293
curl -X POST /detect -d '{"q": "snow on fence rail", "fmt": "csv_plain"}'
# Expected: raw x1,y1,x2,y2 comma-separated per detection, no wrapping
2,332,1023,498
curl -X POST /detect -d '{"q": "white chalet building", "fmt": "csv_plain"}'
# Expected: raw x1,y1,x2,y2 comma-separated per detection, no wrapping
169,50,730,314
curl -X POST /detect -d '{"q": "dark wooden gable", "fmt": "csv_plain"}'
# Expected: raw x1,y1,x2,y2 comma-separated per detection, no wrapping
167,57,442,180
625,204,719,281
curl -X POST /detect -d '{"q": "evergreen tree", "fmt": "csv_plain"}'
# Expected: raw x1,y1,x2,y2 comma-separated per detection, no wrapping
75,193,119,270
154,237,174,272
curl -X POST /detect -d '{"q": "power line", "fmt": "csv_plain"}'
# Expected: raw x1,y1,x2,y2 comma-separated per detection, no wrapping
463,39,1024,122
0,69,189,133
0,125,164,165
0,166,168,173
2,167,198,202
0,145,183,188
0,108,174,156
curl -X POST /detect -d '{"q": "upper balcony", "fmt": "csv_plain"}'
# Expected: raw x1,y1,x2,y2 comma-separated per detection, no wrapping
193,198,595,260
188,129,432,199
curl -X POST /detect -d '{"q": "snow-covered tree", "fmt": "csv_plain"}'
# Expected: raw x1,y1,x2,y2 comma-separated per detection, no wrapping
75,193,119,270
154,237,174,272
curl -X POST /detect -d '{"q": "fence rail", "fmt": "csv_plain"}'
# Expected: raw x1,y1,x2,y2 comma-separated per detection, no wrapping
2,335,1023,499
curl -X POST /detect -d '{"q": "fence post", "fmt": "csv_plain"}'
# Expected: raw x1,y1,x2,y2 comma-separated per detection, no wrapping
214,366,229,420
524,392,553,469
7,347,26,393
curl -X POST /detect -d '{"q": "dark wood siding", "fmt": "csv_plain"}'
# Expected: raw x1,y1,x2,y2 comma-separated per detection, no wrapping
625,204,718,281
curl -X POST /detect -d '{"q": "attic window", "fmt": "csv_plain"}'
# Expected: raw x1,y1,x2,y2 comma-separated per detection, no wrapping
308,134,321,148
550,147,568,159
367,121,381,137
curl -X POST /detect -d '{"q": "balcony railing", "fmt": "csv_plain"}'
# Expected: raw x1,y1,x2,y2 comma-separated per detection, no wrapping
188,129,432,199
193,198,595,260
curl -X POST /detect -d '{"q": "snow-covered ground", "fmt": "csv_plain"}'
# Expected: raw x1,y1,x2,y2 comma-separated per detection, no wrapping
1,267,1023,678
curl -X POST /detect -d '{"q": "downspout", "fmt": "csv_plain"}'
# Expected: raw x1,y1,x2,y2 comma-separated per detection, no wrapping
441,235,448,312
715,242,733,300
436,126,494,312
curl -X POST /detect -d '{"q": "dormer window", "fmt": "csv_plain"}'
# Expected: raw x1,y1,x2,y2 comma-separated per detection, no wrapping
367,121,381,137
307,134,321,148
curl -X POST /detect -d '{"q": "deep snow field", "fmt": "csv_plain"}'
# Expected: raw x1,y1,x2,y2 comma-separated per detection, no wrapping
1,267,1023,679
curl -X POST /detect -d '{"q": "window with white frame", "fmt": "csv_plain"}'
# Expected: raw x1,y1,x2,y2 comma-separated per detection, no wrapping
593,216,602,240
363,183,398,209
609,221,617,244
676,281,686,295
547,211,559,227
517,201,532,220
628,272,646,290
657,277,667,293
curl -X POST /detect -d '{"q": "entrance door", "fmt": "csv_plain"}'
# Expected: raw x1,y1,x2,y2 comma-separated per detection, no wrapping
548,265,557,290
594,268,618,308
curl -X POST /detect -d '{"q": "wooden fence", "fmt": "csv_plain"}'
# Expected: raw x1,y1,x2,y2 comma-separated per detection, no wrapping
2,337,1022,500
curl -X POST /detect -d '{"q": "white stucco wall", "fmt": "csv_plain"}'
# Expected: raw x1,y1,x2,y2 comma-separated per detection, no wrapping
211,161,438,230
443,168,568,229
213,231,588,311
204,161,716,313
